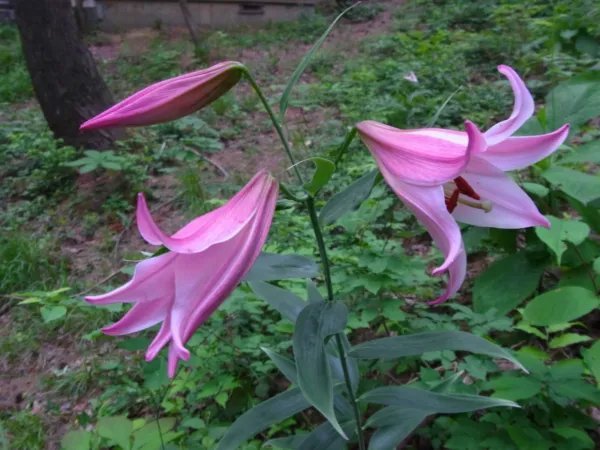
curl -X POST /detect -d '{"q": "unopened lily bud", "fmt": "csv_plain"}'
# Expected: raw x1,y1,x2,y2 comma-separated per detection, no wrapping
80,61,245,130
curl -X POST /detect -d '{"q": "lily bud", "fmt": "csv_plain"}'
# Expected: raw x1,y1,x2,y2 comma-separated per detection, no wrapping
80,61,245,130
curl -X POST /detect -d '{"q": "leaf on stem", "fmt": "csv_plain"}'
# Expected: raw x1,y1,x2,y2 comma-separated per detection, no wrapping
293,301,349,439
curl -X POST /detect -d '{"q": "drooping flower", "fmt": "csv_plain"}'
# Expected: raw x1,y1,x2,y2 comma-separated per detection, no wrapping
80,61,245,130
357,65,569,304
86,171,278,377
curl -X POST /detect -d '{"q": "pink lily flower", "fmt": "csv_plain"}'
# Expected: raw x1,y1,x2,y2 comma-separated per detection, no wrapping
80,61,245,130
357,65,569,304
86,171,278,377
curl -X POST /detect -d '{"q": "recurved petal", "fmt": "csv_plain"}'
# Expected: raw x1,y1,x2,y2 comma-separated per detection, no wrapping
452,156,550,228
85,252,176,305
484,65,535,146
479,124,570,171
136,170,275,253
378,167,466,302
357,120,474,186
102,297,171,335
429,249,467,305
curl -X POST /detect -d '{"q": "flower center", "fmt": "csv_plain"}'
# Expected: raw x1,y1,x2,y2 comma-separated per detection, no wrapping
444,176,492,213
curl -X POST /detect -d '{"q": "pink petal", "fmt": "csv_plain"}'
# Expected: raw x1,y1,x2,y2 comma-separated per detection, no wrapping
357,121,484,186
377,170,466,303
102,297,171,335
484,65,535,146
85,252,176,304
80,61,244,129
165,178,278,376
136,170,274,253
452,156,550,228
145,316,173,361
479,124,570,171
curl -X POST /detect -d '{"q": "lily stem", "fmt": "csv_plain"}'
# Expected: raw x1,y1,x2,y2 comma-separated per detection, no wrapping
243,70,304,184
247,69,366,449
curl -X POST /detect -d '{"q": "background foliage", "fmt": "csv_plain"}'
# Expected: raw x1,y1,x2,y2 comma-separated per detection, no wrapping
0,0,599,448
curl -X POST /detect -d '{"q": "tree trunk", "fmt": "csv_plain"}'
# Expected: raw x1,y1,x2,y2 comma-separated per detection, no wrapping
14,0,122,149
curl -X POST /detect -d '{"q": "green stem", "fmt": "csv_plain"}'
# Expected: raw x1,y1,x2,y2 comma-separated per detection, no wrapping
306,197,366,450
243,69,304,184
248,68,366,450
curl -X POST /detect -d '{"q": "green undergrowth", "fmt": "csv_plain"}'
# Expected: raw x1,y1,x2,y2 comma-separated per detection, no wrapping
1,0,599,449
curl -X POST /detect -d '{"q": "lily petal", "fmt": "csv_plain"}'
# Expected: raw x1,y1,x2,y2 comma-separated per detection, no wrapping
480,124,570,171
484,65,535,146
137,170,272,253
452,156,550,228
85,252,176,305
429,249,467,305
166,180,278,375
357,120,484,186
102,298,171,335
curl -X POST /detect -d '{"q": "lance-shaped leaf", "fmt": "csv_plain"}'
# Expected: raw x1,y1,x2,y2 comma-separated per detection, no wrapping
320,169,379,226
293,301,349,439
279,3,359,119
244,252,319,282
298,420,355,450
348,330,526,371
250,281,306,322
303,157,336,196
365,407,428,450
360,386,519,412
216,387,310,450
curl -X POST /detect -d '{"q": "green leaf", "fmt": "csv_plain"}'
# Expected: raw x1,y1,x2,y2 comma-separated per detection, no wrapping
560,140,600,164
360,386,519,412
261,347,298,383
348,330,525,371
552,427,595,449
507,425,546,450
549,333,591,349
302,157,336,196
244,253,319,281
522,287,598,326
132,418,178,450
473,252,545,315
484,375,542,401
293,301,349,439
365,407,428,450
542,167,600,205
97,416,132,450
522,182,549,197
265,434,308,449
297,421,353,450
40,305,67,323
319,169,378,226
535,216,590,264
250,281,306,322
279,3,358,119
216,387,310,450
545,70,600,132
593,257,600,274
61,430,92,450
582,340,600,386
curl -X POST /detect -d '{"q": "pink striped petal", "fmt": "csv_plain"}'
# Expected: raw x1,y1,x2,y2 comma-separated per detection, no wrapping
136,170,273,253
452,156,550,228
480,124,570,171
484,65,535,146
85,252,176,305
357,121,484,186
80,61,244,129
